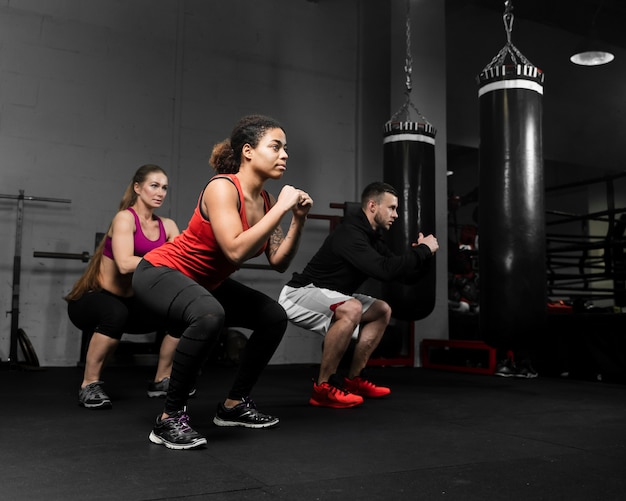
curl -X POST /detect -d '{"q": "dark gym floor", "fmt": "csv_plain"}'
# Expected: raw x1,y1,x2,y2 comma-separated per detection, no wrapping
2,362,626,501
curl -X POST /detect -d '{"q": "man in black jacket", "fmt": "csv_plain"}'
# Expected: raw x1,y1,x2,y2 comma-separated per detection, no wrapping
278,182,439,408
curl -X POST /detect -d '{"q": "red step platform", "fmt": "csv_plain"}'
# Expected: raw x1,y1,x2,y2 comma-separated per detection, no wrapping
420,339,496,375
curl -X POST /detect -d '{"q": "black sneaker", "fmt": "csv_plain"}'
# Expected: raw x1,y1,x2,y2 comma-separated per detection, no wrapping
148,408,207,450
213,397,279,429
147,377,197,398
516,359,538,379
78,381,112,409
494,358,518,377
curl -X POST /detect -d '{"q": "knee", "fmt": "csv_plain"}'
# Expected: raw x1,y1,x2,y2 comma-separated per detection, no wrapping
335,299,363,325
191,311,225,342
259,301,288,336
67,299,128,339
377,300,392,324
269,301,288,325
96,310,129,340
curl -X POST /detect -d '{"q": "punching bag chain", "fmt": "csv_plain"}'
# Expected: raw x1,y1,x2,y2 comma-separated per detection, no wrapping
403,0,413,96
388,0,431,127
481,0,533,72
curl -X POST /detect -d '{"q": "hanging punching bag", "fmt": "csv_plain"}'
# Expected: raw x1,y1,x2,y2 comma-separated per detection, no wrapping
477,63,546,351
382,121,437,320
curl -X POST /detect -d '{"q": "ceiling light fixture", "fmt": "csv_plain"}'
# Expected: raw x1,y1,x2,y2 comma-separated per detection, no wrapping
570,0,614,67
570,41,614,66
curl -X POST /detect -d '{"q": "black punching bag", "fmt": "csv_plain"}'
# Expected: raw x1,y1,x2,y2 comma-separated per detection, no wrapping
477,63,546,350
382,121,437,320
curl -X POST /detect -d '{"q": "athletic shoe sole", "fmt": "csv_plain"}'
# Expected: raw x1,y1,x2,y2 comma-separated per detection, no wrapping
212,416,279,428
350,389,391,398
148,431,207,450
308,398,362,409
147,391,166,398
79,401,112,409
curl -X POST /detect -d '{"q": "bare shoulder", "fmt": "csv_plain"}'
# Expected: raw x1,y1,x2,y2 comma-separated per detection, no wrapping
204,177,239,207
111,209,135,230
160,216,181,238
205,176,238,195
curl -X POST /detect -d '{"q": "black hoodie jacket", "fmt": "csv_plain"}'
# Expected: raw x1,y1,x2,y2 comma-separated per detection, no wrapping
286,209,433,295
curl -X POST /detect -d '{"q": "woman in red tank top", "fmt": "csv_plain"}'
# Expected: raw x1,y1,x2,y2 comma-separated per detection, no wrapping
133,114,313,450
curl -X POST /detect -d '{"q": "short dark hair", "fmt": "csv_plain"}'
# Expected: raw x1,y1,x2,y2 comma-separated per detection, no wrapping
361,182,398,207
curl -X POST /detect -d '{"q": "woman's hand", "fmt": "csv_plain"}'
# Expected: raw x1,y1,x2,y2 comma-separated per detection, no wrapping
276,185,313,218
292,190,313,219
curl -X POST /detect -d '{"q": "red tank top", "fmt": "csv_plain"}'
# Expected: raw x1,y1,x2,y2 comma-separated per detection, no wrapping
144,174,271,291
102,207,166,259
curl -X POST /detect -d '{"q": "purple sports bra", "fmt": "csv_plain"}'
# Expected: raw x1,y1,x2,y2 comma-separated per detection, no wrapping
102,207,166,259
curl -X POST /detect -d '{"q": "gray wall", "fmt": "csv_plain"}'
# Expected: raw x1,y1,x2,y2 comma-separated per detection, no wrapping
0,0,449,366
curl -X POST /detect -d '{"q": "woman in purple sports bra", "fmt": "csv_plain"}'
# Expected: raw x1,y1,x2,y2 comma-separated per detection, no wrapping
65,164,180,410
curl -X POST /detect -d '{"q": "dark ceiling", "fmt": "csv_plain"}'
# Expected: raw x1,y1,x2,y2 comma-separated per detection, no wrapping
445,0,626,176
462,0,626,50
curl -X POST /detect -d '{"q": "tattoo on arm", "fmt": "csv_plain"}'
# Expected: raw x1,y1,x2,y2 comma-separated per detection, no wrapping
268,226,284,257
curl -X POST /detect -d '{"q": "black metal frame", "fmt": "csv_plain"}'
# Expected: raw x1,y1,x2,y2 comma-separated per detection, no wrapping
1,190,71,367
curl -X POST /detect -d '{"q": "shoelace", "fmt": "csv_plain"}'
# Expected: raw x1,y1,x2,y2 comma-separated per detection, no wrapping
240,396,257,409
358,378,376,389
328,384,350,397
85,383,107,399
170,412,192,433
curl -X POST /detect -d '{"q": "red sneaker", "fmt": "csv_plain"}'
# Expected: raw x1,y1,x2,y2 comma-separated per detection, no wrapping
309,381,363,408
344,376,391,398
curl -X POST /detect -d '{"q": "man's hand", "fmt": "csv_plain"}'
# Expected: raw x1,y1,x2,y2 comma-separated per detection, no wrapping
413,232,439,254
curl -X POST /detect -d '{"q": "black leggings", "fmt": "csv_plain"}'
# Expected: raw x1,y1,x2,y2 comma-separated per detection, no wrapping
67,289,163,340
133,259,287,414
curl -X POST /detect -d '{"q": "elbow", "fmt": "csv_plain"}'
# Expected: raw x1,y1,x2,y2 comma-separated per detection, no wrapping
225,250,246,268
229,257,245,268
268,254,291,273
115,261,136,275
273,264,289,274
118,265,135,275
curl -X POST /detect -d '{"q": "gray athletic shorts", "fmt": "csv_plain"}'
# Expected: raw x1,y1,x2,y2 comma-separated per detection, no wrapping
278,284,376,339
